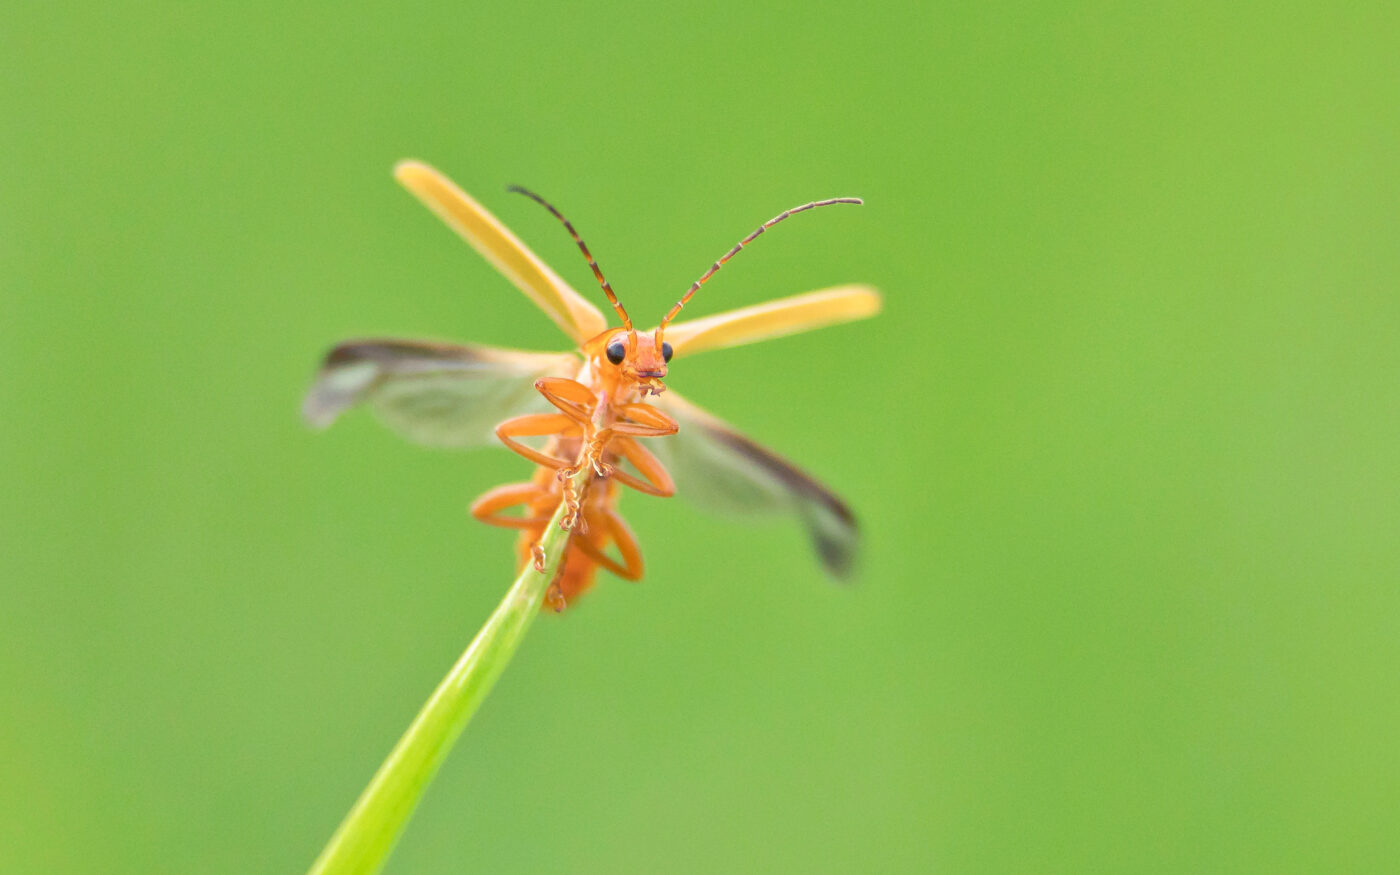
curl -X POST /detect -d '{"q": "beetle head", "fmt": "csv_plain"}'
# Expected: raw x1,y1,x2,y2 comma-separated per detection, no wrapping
588,328,673,396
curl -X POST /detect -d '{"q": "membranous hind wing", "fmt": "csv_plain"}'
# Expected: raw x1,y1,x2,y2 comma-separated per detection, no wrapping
652,390,859,579
645,284,878,576
303,339,578,449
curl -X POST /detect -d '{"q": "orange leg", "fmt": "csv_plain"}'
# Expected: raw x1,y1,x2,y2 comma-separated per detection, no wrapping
571,509,645,581
534,377,605,474
470,482,553,530
494,378,599,475
545,562,569,611
496,386,677,533
535,377,598,421
586,405,679,449
575,404,679,480
472,482,558,572
606,436,676,497
495,413,581,469
614,403,679,437
525,380,612,528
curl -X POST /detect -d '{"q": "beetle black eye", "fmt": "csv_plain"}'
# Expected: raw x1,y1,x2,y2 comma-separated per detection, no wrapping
605,340,626,365
661,341,673,362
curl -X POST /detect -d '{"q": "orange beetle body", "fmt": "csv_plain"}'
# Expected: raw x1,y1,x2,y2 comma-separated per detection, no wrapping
471,327,681,610
304,161,881,610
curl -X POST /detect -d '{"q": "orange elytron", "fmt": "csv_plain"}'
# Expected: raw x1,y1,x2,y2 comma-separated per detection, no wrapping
304,161,881,610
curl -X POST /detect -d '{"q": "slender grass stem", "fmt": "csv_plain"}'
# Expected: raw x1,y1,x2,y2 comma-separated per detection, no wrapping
308,469,589,875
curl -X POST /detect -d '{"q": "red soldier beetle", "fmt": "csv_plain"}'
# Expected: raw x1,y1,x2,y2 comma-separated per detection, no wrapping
305,161,880,610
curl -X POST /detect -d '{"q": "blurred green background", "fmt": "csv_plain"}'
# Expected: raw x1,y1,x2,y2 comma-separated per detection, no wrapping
4,2,1399,871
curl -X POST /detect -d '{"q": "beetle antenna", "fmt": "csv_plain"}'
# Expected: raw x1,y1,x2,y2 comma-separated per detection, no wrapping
659,197,863,330
508,185,632,331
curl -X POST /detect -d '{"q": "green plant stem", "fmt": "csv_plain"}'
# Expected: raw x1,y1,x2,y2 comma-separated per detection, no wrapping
308,470,589,875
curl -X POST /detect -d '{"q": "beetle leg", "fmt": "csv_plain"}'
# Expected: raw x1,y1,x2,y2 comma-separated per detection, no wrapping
471,482,559,575
530,378,609,528
571,509,645,580
606,436,676,497
495,413,581,469
571,406,679,481
604,510,645,580
470,482,553,530
613,403,680,438
558,470,586,532
545,578,568,612
496,376,600,469
535,377,597,422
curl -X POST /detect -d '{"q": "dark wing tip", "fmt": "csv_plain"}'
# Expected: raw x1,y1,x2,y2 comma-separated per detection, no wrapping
658,391,864,583
801,491,860,581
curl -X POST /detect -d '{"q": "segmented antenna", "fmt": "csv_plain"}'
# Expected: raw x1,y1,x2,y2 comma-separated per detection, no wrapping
507,185,632,331
659,197,863,330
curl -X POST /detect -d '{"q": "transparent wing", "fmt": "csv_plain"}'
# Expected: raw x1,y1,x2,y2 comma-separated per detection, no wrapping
650,390,859,579
303,339,579,449
656,285,880,358
394,160,609,343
